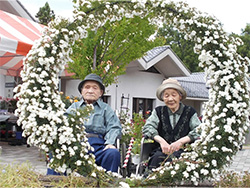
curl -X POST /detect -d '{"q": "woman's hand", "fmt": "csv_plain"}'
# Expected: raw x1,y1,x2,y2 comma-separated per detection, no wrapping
169,140,183,152
160,142,171,154
170,136,191,152
154,135,171,154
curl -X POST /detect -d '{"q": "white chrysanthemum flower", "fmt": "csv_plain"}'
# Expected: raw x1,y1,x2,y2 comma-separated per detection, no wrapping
186,166,191,172
183,171,189,178
56,154,62,159
211,160,217,167
221,147,232,152
211,147,219,152
200,168,209,175
175,164,180,170
57,164,67,173
171,170,176,176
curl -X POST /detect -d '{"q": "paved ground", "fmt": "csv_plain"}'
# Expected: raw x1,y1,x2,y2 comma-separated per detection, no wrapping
228,145,250,173
0,141,47,175
0,141,250,177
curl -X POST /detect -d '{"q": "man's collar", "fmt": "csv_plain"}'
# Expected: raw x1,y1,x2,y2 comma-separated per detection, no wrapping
80,98,102,107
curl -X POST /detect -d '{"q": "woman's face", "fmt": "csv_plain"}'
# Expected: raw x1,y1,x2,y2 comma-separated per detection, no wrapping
162,88,182,113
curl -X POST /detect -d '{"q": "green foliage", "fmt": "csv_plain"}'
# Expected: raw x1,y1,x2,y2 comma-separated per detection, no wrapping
35,2,55,25
130,113,145,141
157,24,201,72
69,13,165,88
231,24,250,62
0,100,8,110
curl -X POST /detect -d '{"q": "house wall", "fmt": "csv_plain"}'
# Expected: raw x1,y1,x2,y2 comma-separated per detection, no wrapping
0,75,16,98
63,69,166,118
62,79,82,99
106,68,165,117
0,74,5,97
183,99,206,117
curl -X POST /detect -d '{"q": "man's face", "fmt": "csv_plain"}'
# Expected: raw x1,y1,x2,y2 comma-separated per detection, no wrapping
81,80,103,104
162,88,182,113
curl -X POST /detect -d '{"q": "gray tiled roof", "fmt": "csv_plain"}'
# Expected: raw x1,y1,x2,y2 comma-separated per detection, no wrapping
142,46,169,63
172,72,209,99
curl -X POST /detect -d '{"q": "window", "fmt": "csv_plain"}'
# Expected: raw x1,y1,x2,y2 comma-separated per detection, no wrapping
102,95,110,104
133,98,154,117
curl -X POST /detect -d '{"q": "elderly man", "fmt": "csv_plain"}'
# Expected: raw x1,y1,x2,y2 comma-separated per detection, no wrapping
47,73,122,175
68,73,122,172
142,78,200,170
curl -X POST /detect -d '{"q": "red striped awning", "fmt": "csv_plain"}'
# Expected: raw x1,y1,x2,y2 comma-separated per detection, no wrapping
0,10,75,77
0,10,44,76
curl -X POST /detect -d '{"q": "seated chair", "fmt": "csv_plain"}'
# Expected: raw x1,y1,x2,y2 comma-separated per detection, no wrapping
136,136,199,177
136,136,158,176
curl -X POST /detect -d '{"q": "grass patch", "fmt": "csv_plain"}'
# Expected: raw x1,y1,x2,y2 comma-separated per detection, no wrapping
0,163,43,187
0,162,113,187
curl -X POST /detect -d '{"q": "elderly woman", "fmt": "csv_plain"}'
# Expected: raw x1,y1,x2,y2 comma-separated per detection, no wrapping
142,78,200,170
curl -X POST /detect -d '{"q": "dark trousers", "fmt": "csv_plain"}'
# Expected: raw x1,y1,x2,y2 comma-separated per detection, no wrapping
88,137,120,172
47,137,120,175
148,148,184,170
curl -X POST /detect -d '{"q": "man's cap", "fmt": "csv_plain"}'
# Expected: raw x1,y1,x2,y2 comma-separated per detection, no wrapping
78,73,105,94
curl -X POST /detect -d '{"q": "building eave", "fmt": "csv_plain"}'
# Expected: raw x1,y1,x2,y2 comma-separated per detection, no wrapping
137,46,190,77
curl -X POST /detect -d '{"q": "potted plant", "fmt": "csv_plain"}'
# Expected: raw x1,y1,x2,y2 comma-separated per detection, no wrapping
120,112,146,165
0,97,18,112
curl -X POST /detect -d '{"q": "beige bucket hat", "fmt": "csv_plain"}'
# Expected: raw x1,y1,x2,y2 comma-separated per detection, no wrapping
156,78,186,101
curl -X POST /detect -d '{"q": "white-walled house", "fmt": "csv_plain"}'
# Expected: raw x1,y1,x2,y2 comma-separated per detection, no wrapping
61,46,209,118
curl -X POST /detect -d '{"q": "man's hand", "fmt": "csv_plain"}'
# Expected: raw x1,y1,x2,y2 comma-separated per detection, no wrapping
104,144,116,150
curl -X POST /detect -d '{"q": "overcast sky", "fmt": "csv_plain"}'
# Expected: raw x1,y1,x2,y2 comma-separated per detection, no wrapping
19,0,250,34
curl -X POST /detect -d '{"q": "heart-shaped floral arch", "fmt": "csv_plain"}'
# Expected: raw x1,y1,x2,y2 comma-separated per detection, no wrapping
14,0,250,186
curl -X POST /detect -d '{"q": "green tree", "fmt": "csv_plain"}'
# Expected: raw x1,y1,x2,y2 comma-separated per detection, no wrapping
234,24,250,59
157,24,201,72
68,1,165,87
35,2,55,25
